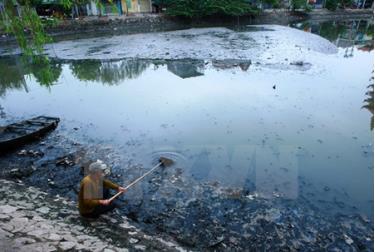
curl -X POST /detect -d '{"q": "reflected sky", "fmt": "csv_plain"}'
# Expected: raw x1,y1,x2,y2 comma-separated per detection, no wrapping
0,21,373,218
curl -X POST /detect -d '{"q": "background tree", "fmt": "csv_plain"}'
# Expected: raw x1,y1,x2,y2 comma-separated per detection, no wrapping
325,0,339,10
165,0,257,18
290,0,311,11
152,0,170,12
262,0,280,8
1,0,51,57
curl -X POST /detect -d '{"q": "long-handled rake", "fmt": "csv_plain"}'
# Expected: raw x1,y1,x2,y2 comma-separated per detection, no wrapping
108,157,174,203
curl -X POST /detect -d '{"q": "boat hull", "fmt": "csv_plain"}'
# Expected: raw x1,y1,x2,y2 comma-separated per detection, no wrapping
0,116,60,154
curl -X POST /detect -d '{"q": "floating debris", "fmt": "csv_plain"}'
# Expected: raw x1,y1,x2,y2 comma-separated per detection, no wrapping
246,192,258,200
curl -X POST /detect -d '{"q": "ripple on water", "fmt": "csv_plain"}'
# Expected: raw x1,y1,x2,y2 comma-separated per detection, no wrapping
148,149,188,168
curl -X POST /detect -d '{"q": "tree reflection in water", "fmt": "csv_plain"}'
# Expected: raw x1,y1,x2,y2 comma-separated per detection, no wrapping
69,60,102,82
0,56,62,96
0,57,153,96
291,19,374,52
0,57,27,97
70,59,150,85
27,58,62,87
363,73,374,130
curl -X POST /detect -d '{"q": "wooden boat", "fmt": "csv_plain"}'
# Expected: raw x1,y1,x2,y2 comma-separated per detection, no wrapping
0,116,60,154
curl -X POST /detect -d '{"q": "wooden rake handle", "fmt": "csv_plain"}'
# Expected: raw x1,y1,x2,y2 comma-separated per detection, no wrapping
108,162,162,203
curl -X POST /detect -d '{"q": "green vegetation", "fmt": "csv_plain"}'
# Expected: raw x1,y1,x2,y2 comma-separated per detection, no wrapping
2,0,256,54
0,57,27,96
0,56,153,95
340,0,353,8
164,0,258,18
26,57,62,86
325,0,339,10
0,0,116,58
263,0,280,8
0,56,62,95
319,21,347,41
0,0,369,68
70,59,150,85
362,73,374,130
1,1,51,57
290,0,312,11
70,60,102,82
325,0,353,10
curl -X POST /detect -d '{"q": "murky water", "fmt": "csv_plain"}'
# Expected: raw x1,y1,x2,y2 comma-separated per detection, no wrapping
0,19,373,249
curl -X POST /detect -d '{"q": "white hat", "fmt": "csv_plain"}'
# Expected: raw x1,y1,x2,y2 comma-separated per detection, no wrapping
88,159,108,174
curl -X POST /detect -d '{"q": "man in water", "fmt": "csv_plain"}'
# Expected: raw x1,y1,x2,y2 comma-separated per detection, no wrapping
79,160,126,218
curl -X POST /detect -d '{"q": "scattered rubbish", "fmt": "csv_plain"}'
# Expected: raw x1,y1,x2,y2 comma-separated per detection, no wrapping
290,61,305,66
55,156,75,167
17,149,44,157
246,192,258,200
344,234,354,245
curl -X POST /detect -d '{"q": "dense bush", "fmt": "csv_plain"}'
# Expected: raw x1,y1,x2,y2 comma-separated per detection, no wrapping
263,0,281,8
339,0,353,8
325,0,339,10
164,0,258,18
290,0,311,11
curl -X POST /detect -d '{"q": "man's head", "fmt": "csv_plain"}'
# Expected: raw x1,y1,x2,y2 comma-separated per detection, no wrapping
88,160,108,179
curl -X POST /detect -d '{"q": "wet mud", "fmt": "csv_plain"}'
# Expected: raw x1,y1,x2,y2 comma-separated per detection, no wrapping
0,131,373,251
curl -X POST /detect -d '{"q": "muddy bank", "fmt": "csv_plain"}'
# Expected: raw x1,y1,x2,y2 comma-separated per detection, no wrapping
0,9,372,45
0,25,337,75
0,129,373,251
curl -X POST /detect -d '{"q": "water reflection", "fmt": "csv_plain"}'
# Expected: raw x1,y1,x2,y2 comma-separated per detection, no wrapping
212,59,251,71
70,59,150,85
0,56,257,95
0,56,154,93
0,56,63,95
29,59,62,87
0,57,28,96
291,19,374,51
69,60,102,82
166,59,204,79
363,73,374,130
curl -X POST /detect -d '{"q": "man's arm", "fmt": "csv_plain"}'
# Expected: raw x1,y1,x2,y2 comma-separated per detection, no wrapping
103,179,120,190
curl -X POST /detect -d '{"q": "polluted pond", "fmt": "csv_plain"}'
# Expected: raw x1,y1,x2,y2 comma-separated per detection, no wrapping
0,20,374,251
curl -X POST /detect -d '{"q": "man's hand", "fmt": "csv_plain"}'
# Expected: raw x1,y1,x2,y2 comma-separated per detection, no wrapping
118,187,127,193
99,199,110,205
